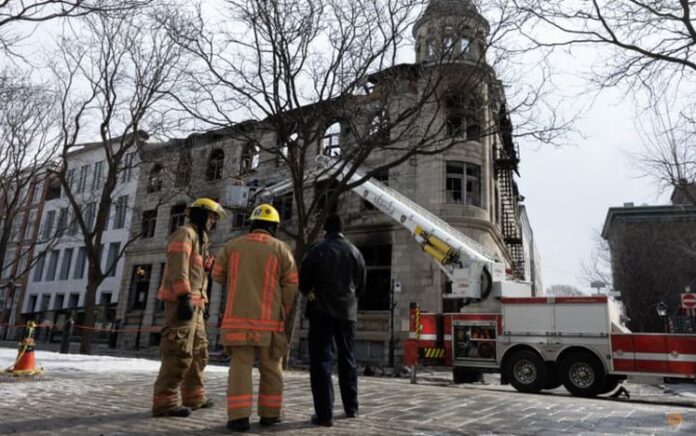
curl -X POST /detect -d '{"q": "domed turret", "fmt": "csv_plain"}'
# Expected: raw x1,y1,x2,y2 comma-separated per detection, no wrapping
413,0,490,64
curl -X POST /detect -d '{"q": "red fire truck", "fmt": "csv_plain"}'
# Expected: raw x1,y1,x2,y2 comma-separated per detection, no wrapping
234,156,696,397
404,296,696,397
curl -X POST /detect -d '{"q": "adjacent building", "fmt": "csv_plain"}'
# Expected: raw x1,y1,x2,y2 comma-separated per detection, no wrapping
114,0,540,364
22,141,139,340
0,169,52,339
602,183,696,332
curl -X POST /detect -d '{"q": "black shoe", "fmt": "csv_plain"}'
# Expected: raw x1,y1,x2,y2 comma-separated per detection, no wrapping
346,411,358,418
189,398,214,410
259,416,281,426
227,417,250,432
311,415,334,427
152,406,191,418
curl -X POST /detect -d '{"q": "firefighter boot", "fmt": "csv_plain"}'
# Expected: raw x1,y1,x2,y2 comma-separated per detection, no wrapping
191,398,215,410
259,416,281,426
152,406,192,418
226,417,250,432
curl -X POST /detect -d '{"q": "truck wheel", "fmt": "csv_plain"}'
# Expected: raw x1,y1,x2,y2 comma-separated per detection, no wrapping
559,352,607,397
544,362,562,390
453,367,483,384
504,350,546,393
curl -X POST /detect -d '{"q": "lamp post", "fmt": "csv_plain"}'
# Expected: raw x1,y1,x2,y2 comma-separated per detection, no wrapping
656,301,669,333
133,266,146,350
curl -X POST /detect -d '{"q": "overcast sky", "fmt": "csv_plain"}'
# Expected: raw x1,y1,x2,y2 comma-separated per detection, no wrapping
5,1,677,294
520,88,669,292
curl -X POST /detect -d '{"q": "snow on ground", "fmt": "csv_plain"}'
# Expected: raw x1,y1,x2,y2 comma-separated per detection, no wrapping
664,383,696,398
0,346,229,375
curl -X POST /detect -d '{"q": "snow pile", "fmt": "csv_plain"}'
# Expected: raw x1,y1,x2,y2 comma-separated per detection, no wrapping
0,347,228,375
664,383,696,399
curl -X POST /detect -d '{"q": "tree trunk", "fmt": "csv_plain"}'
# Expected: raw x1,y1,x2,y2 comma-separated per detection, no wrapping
284,239,309,369
79,267,100,354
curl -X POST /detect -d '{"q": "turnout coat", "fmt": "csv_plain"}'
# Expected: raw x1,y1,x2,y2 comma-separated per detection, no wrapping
213,229,298,347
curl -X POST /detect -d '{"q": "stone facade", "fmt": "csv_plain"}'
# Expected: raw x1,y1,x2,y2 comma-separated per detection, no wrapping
115,0,537,363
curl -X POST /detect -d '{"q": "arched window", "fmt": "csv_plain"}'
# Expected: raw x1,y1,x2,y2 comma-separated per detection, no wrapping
240,142,260,174
276,126,298,167
443,26,455,56
465,98,482,141
445,94,481,141
175,153,192,187
368,110,390,144
321,121,342,157
427,41,436,60
206,149,224,181
461,37,472,55
147,164,163,193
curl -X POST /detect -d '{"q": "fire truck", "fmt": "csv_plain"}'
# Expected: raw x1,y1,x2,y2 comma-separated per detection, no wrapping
230,156,696,397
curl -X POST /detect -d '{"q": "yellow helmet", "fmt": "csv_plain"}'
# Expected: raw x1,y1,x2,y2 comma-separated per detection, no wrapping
187,198,226,218
249,203,280,223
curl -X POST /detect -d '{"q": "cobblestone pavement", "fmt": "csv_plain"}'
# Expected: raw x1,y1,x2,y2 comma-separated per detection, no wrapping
2,362,696,436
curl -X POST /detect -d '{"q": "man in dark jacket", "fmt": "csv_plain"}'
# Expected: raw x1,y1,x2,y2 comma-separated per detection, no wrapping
299,214,366,427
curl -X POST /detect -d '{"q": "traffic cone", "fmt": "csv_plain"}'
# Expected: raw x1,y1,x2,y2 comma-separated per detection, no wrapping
2,321,44,377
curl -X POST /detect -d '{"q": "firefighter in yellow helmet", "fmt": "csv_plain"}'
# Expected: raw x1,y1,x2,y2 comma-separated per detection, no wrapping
152,198,226,418
212,203,298,432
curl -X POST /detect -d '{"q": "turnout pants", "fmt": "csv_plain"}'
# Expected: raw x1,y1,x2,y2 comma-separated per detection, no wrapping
224,345,283,420
308,311,358,420
152,302,209,414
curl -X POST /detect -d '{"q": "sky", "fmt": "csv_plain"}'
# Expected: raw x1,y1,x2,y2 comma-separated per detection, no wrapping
3,1,677,294
519,90,669,292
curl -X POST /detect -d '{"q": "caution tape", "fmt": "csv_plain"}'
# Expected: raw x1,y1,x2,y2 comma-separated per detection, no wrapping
0,321,224,334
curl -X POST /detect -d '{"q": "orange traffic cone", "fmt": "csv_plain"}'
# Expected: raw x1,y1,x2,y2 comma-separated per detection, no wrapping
2,321,44,377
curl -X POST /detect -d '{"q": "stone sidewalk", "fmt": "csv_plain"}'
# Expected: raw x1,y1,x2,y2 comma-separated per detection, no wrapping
2,365,696,435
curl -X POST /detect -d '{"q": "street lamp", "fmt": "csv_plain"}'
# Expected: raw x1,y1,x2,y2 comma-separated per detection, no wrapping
656,301,669,332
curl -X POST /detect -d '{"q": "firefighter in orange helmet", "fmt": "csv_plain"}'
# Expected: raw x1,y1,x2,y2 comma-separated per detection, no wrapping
152,198,225,418
212,203,298,432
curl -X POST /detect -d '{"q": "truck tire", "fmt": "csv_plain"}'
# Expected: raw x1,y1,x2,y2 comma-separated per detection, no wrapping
559,352,607,397
453,367,483,384
543,362,562,390
504,350,546,393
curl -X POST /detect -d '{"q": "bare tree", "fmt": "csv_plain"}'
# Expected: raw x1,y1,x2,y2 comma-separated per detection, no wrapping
49,6,185,354
514,0,696,96
634,104,696,205
580,231,614,292
0,0,153,54
515,0,696,198
545,284,584,297
160,0,574,360
0,70,61,335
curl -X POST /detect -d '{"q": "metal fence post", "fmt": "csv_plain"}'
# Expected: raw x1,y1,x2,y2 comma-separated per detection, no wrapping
60,318,74,354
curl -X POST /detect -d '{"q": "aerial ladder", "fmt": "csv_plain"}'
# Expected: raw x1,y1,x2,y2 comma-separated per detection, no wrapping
227,155,530,305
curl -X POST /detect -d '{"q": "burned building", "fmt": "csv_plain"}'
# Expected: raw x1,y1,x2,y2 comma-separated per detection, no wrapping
114,0,538,363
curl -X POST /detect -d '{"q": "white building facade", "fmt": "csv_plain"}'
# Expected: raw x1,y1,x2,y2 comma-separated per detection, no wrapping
23,143,138,331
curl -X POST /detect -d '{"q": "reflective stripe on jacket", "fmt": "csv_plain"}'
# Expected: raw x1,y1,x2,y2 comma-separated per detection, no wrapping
157,223,209,307
212,229,298,346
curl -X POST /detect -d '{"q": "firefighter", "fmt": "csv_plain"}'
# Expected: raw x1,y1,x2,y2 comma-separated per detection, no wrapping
212,203,298,432
152,198,225,418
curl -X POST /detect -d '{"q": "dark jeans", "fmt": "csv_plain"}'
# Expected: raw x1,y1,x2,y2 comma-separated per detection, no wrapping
308,311,358,420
